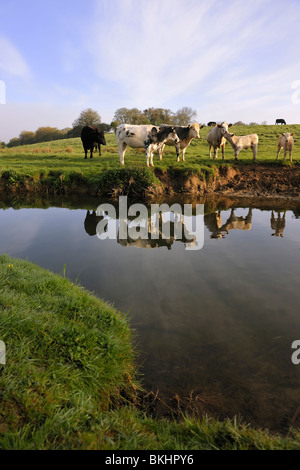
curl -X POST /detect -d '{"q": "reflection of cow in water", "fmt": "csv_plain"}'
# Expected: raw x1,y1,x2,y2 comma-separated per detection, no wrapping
204,211,224,239
117,212,196,250
220,208,252,234
205,208,253,239
84,211,104,236
84,210,196,249
270,211,286,237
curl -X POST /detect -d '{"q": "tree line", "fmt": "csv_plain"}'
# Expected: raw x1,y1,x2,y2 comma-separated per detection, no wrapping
4,106,197,148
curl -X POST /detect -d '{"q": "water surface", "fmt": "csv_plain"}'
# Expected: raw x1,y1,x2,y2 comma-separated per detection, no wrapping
1,195,300,432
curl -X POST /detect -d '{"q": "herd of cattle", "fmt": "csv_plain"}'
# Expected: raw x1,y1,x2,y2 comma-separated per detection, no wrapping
80,120,295,166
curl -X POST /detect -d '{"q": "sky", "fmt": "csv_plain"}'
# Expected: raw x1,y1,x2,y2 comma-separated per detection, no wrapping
0,0,300,142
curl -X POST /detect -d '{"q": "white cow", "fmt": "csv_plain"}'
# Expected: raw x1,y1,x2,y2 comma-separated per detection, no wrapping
277,133,294,162
115,124,180,166
221,129,258,161
157,123,203,162
206,122,232,159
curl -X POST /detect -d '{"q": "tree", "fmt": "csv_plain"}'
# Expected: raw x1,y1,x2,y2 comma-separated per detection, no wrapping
143,108,175,125
35,127,63,143
113,107,148,125
7,137,20,147
19,130,36,145
98,123,111,133
174,107,197,126
72,108,102,129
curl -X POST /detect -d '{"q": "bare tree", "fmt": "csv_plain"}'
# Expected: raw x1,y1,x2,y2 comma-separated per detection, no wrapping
174,107,197,126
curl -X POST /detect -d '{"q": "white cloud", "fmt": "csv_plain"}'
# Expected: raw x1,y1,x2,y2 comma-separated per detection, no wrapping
0,36,31,79
86,0,300,120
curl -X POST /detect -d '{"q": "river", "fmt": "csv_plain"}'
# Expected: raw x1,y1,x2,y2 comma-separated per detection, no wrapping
1,194,300,432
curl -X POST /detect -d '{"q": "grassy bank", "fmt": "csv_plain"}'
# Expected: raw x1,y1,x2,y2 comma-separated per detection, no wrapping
1,254,300,450
0,124,299,197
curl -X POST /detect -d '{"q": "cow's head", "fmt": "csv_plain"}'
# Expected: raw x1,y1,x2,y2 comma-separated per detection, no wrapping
96,128,107,145
220,128,234,138
166,127,180,144
188,122,203,139
217,122,232,131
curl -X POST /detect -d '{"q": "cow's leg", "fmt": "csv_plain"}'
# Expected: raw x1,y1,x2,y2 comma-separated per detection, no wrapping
209,145,212,158
98,144,101,156
147,147,154,167
84,149,87,159
90,147,93,158
175,142,181,162
145,147,150,167
276,146,281,159
283,147,287,161
252,144,257,161
213,147,218,159
118,142,127,165
159,144,164,161
221,143,225,160
182,148,186,162
150,151,154,167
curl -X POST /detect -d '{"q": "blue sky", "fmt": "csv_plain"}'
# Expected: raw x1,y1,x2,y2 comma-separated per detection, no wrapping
0,0,300,142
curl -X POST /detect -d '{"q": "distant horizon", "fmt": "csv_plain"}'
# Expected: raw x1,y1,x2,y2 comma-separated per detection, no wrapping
4,118,300,146
1,0,300,143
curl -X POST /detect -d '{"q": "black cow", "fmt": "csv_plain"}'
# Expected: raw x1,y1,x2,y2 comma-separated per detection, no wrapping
207,121,216,126
275,119,286,125
81,125,106,159
84,210,104,236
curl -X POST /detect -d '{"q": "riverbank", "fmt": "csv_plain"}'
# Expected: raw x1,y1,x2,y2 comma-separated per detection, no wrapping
1,254,300,450
0,163,299,200
0,125,299,200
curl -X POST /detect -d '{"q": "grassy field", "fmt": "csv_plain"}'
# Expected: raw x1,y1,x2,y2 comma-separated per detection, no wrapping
2,254,300,450
0,124,299,198
0,124,299,174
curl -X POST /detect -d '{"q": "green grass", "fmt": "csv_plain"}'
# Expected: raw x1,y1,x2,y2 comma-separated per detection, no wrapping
1,254,300,450
0,254,137,449
0,124,299,183
0,124,299,197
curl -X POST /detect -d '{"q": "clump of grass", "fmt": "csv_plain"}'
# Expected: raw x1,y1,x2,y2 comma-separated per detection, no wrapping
2,254,300,450
96,166,163,196
0,254,137,449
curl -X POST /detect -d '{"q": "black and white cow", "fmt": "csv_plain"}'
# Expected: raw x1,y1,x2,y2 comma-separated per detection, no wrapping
81,125,106,159
157,123,203,161
275,119,286,125
115,124,180,166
